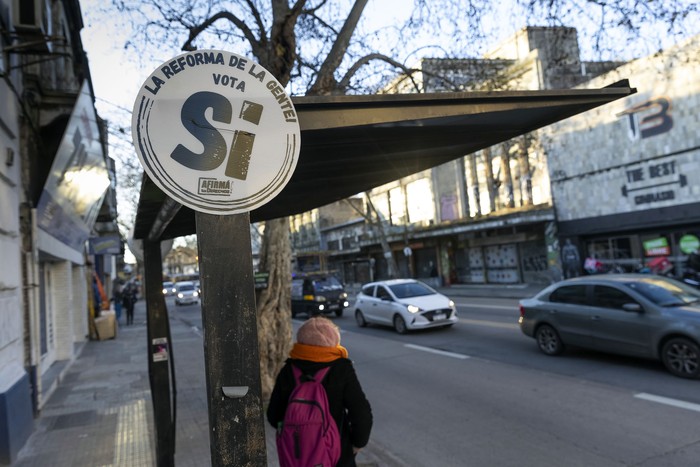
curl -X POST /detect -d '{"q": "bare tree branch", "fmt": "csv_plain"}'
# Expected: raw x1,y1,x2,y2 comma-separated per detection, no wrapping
308,0,369,95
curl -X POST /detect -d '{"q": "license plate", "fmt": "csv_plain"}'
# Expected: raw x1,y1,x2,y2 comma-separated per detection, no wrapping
433,313,446,321
329,304,339,309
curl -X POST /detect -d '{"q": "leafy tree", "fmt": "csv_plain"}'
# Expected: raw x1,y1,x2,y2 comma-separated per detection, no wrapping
107,0,698,398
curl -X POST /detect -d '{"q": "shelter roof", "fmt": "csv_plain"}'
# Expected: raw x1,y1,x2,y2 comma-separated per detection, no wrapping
133,81,635,241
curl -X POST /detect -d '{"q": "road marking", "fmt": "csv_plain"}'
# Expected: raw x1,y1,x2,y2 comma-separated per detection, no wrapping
404,344,470,360
458,318,519,330
635,393,700,413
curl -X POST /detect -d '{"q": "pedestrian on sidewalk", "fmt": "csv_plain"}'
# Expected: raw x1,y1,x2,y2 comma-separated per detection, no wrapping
122,282,137,325
267,316,373,467
112,280,123,324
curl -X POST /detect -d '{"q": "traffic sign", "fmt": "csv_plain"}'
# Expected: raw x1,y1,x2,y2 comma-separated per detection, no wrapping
132,50,301,215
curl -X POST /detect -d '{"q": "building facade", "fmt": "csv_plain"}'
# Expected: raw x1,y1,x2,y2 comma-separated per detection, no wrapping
544,34,700,276
290,27,698,290
0,0,118,462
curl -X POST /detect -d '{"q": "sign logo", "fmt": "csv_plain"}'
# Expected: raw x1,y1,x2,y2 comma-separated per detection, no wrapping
132,50,300,215
617,97,673,141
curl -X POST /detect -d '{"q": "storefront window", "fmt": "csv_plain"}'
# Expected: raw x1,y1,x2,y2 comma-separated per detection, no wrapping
389,187,406,226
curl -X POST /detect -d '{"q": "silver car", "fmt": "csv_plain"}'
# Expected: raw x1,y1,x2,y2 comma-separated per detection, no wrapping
519,274,700,379
354,279,458,334
174,281,200,306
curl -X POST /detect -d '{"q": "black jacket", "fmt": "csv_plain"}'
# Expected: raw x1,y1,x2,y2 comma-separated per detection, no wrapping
267,357,373,467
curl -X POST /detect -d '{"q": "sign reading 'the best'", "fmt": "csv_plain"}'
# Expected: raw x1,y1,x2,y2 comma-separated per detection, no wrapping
132,50,301,215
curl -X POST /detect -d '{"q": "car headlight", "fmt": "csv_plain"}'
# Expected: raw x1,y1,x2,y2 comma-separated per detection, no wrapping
318,304,325,311
193,291,199,297
162,288,168,294
449,300,455,308
315,295,327,302
339,292,348,299
407,304,421,313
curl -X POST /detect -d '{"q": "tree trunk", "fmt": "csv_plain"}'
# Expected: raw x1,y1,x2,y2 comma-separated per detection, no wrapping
255,217,293,400
365,193,399,278
500,145,515,208
483,148,497,213
469,153,481,216
518,137,533,206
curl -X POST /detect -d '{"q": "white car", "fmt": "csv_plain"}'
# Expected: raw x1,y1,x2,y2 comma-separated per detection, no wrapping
174,281,199,306
354,279,458,333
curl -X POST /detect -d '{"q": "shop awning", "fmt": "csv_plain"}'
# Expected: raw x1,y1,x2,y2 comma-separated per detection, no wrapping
133,80,635,241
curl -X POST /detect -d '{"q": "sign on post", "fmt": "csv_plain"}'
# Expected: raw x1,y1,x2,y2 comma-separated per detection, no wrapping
132,50,300,466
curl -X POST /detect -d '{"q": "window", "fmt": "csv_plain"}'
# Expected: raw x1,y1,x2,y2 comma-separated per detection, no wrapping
624,278,700,306
549,285,588,305
406,178,435,224
389,187,406,225
376,286,392,300
361,285,375,296
593,285,636,310
389,282,435,298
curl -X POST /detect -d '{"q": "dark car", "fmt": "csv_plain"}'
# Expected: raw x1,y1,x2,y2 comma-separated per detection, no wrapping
519,274,700,379
291,275,349,318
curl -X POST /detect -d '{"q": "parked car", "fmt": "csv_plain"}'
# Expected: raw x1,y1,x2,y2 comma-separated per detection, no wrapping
162,281,176,296
174,281,200,306
291,274,349,318
519,274,700,379
354,279,458,334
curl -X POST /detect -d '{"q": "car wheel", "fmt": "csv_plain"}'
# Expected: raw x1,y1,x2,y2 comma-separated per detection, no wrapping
535,324,564,355
335,308,344,318
393,315,407,334
355,310,367,327
661,337,700,379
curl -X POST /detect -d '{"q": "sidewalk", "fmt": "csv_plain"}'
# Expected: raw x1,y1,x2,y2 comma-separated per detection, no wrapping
13,300,387,466
436,282,548,299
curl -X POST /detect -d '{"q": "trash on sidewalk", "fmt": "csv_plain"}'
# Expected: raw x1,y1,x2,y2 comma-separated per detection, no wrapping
93,310,117,340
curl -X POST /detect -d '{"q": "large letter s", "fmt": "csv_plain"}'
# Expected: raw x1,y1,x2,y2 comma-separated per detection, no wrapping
171,91,232,170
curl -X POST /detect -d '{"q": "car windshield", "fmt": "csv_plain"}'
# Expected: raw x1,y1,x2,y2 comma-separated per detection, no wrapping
389,282,435,298
312,277,343,291
623,278,700,306
178,284,195,291
163,282,173,287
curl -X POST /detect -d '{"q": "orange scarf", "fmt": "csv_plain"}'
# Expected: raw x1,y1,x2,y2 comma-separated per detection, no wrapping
289,343,349,362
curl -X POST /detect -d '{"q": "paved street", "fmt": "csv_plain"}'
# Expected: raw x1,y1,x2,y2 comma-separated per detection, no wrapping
13,281,700,466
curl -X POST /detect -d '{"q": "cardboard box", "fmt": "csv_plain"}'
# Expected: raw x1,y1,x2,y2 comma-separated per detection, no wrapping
95,312,116,340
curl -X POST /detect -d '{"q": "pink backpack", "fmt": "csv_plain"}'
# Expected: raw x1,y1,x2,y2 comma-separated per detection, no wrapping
276,365,341,467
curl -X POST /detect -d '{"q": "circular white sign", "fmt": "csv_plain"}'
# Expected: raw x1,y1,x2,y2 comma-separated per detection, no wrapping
132,50,300,215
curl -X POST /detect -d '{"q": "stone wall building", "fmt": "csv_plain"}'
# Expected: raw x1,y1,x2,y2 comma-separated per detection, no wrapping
544,34,700,275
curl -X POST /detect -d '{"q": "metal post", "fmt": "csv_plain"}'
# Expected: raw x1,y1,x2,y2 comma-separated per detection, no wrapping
196,212,266,466
144,240,176,466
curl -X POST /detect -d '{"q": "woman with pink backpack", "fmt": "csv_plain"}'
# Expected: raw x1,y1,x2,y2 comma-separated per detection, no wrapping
267,317,373,466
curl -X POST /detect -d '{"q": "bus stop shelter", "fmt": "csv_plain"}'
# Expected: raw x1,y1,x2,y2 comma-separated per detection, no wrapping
132,81,635,465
